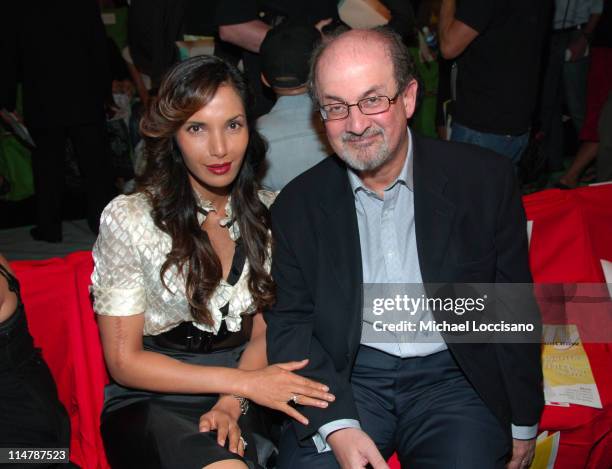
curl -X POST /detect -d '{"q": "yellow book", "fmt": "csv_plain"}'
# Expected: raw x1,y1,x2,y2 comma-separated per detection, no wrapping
529,431,560,469
542,325,602,408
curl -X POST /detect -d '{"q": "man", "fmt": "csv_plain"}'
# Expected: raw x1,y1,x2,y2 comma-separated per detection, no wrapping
557,0,611,188
257,23,333,191
438,0,550,166
540,0,603,172
215,0,339,116
215,0,416,116
127,0,187,90
0,0,115,240
265,27,543,469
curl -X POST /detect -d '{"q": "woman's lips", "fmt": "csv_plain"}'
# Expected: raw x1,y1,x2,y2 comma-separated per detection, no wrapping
206,162,232,175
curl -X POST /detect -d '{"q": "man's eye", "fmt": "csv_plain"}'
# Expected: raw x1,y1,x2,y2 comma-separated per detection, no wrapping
327,104,346,114
363,96,383,107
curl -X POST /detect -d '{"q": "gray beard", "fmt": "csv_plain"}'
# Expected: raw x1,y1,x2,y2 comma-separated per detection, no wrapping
338,129,391,172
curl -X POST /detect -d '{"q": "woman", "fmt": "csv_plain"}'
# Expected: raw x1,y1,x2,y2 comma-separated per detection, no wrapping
91,56,334,469
0,254,70,461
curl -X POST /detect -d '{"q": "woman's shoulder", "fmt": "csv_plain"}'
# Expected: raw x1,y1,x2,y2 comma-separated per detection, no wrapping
257,189,278,209
100,192,153,231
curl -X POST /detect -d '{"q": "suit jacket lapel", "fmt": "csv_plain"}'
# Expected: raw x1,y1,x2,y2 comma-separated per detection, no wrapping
413,134,456,283
318,159,363,302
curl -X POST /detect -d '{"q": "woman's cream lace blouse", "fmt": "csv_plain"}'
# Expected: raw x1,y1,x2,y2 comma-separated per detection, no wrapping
91,190,276,336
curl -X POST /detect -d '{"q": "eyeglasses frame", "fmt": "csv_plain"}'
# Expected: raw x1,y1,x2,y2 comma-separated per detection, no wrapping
319,91,402,121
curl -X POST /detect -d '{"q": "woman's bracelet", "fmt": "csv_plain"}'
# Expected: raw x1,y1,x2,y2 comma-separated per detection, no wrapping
233,395,249,415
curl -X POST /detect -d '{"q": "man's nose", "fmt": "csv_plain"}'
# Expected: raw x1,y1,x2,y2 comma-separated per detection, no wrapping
344,105,371,135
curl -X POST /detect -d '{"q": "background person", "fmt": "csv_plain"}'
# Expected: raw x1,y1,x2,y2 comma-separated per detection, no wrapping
439,0,550,166
557,0,612,188
0,254,70,462
215,0,340,117
538,0,603,172
0,0,116,241
214,0,418,117
257,23,333,191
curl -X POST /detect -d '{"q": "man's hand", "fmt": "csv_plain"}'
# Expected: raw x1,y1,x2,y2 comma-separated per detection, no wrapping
567,34,589,61
315,18,333,34
327,428,389,469
506,438,536,469
0,110,22,125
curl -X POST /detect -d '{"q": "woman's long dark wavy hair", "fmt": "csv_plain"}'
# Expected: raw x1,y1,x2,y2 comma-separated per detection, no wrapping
138,55,274,325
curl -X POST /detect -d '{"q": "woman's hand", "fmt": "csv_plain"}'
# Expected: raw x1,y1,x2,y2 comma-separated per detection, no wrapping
199,396,245,456
241,359,335,425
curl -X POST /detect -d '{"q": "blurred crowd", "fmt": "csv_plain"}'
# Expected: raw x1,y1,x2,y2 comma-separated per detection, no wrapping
0,0,610,240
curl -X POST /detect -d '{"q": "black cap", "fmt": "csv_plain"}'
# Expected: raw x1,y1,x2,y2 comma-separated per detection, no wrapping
260,23,321,89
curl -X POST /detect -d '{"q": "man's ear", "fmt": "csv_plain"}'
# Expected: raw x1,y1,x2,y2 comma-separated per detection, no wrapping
401,79,419,119
261,72,271,89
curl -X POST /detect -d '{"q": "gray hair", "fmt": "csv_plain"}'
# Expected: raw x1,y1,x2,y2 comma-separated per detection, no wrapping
307,26,416,107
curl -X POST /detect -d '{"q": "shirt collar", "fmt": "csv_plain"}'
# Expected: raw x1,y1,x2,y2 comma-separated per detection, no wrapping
193,191,240,241
347,128,414,195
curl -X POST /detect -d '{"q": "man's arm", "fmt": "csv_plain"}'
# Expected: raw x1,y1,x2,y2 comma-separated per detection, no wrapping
493,160,544,469
493,161,544,425
218,20,271,53
438,0,480,59
215,0,271,53
265,202,360,442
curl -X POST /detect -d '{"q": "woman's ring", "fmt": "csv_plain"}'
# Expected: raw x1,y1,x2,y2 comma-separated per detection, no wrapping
239,436,247,449
290,394,299,404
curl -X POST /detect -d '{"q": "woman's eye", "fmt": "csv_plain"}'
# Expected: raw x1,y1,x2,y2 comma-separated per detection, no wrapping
187,124,202,133
228,121,243,130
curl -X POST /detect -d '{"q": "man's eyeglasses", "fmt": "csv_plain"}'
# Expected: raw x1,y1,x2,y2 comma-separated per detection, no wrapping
319,91,401,121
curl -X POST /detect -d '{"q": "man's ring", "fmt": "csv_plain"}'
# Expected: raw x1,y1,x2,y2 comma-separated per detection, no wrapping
290,394,299,404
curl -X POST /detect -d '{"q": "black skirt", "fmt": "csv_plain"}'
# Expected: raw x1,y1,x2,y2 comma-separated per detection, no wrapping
100,341,272,469
100,240,278,469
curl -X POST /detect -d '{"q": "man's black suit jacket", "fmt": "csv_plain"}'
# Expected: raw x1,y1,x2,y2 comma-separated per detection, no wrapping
265,133,544,444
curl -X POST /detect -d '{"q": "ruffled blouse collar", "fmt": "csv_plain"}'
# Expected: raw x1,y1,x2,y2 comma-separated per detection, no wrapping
193,191,240,241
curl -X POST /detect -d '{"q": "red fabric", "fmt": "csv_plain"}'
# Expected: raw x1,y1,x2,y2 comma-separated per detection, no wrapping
523,189,605,283
9,185,612,469
524,185,612,469
11,252,110,469
579,47,612,142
